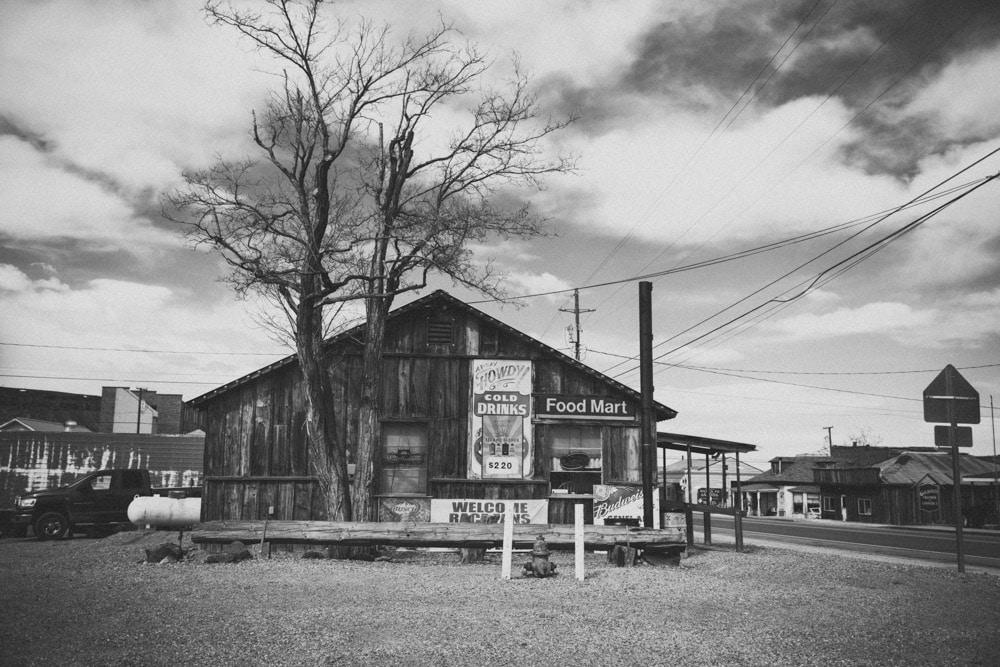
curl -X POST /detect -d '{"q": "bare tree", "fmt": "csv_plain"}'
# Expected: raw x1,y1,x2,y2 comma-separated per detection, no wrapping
846,426,884,448
165,0,574,521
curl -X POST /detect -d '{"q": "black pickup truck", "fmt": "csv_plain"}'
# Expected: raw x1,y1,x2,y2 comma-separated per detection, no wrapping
11,469,200,540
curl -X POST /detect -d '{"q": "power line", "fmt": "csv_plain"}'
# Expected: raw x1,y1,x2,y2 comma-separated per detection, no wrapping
540,0,836,339
582,0,832,287
650,0,930,275
591,348,918,404
0,342,290,357
466,178,983,307
0,373,223,386
606,149,1000,379
680,362,1000,377
584,2,970,334
662,385,924,419
590,349,1000,414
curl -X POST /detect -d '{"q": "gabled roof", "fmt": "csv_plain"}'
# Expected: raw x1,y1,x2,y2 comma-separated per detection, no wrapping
0,418,92,432
877,451,997,486
744,456,834,486
829,444,937,468
189,290,677,420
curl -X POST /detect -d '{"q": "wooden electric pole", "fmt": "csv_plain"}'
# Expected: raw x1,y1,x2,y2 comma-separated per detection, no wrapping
639,282,655,528
559,289,594,361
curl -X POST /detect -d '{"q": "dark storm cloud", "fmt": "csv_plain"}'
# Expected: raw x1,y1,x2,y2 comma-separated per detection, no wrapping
620,0,999,108
621,0,821,103
547,0,1000,175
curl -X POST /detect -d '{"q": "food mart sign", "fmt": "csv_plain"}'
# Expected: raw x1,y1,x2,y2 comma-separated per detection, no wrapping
535,394,636,420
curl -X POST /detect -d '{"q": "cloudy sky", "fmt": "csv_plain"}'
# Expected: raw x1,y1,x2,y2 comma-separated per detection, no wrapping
2,0,998,465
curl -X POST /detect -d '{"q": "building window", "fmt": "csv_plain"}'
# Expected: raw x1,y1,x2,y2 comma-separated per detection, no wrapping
792,492,804,515
549,425,602,495
380,422,428,495
550,425,601,467
822,496,837,512
858,498,872,516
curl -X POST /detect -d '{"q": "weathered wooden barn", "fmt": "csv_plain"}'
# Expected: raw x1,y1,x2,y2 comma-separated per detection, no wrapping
189,290,677,527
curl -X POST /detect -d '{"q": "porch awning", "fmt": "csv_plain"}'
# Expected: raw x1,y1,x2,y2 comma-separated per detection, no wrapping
964,476,1000,486
656,432,757,456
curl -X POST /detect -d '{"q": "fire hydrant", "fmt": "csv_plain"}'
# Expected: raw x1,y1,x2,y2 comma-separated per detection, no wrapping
522,535,557,578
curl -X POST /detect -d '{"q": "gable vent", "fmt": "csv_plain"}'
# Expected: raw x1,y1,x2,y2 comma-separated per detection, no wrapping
427,319,455,346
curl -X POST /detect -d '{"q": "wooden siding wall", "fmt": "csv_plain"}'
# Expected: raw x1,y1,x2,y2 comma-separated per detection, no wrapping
0,432,204,508
201,302,646,521
202,477,326,522
602,426,642,484
429,480,549,500
821,485,988,526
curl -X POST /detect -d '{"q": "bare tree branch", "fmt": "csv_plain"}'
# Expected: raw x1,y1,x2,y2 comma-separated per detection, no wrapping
165,0,575,523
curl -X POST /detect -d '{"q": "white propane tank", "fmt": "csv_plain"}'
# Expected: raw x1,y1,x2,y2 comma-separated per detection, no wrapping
128,495,201,528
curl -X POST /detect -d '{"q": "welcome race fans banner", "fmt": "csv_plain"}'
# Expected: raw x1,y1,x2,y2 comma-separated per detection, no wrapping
431,499,548,524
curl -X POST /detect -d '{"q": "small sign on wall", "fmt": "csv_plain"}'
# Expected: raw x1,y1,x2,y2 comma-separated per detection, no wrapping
535,394,636,420
919,484,940,512
379,497,431,522
592,485,658,524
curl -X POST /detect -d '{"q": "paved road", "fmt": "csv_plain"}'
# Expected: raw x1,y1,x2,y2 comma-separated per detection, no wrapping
696,515,1000,571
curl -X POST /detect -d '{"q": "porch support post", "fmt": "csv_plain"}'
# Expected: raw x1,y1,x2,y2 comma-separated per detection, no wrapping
704,452,712,545
735,451,744,552
685,445,694,546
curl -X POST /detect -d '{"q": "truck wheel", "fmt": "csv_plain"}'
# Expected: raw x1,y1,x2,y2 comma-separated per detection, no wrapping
34,512,70,540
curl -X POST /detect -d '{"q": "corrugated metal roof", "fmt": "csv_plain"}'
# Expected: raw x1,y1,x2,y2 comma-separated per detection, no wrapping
877,451,996,486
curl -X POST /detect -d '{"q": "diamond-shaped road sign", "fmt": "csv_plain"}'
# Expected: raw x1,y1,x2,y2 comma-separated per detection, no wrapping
923,364,980,425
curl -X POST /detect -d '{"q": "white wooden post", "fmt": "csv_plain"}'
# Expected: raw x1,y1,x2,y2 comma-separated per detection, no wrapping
501,502,514,580
575,503,585,581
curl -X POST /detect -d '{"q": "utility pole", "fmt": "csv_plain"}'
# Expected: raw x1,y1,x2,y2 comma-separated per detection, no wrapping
992,396,998,530
823,426,834,451
559,289,595,361
638,282,655,528
135,388,146,434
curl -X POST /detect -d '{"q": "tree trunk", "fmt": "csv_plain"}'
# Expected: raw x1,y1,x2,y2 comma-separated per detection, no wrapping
297,296,351,521
352,297,390,523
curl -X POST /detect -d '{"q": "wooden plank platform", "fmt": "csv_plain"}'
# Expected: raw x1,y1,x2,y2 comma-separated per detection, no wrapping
191,520,685,550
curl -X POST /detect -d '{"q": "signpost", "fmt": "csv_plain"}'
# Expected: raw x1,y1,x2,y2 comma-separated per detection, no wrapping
933,425,972,448
923,364,980,573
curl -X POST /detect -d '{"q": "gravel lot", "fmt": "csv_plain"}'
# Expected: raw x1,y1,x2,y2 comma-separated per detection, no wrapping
1,530,998,666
